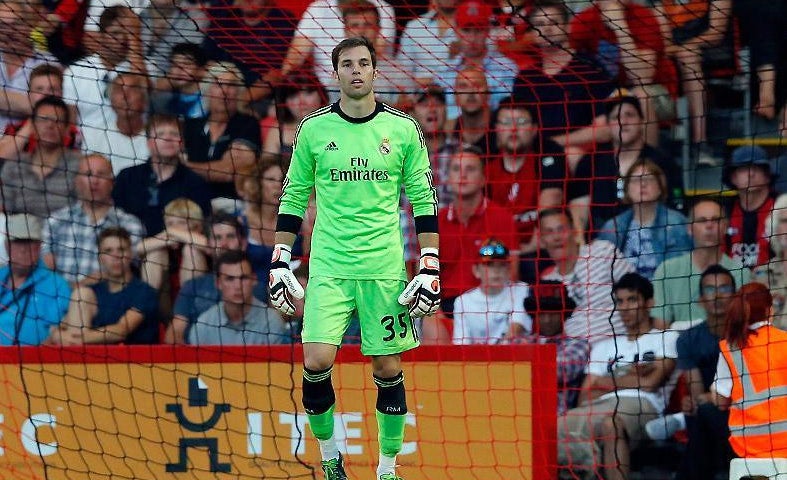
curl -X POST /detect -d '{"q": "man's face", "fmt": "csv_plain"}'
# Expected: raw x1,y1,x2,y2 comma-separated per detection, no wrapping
99,21,129,64
539,213,573,258
98,236,132,278
690,201,727,249
344,11,380,44
454,69,488,115
730,165,771,191
458,26,489,60
614,288,650,331
29,74,63,107
111,76,147,116
537,311,564,337
208,72,242,115
700,273,735,319
147,121,182,159
447,152,485,199
210,223,244,257
412,96,446,136
217,260,257,306
495,107,537,153
168,54,203,89
334,45,376,100
435,0,457,14
76,156,114,203
261,165,284,206
239,0,269,18
608,103,643,148
472,261,509,288
7,240,41,278
530,6,568,50
32,104,69,147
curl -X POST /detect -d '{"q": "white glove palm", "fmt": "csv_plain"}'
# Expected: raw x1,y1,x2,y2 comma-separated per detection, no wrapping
398,248,441,318
268,245,304,316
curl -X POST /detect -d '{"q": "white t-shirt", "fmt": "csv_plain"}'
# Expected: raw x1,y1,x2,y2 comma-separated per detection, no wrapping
586,328,680,413
63,55,130,131
295,0,396,99
452,282,531,345
81,125,149,175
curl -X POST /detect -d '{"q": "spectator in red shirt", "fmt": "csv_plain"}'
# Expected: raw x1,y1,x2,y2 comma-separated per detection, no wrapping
0,63,80,161
724,145,777,269
438,145,517,314
569,0,678,147
486,97,567,252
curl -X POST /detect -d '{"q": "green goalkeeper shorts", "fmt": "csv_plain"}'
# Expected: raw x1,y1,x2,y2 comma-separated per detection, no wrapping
302,276,420,356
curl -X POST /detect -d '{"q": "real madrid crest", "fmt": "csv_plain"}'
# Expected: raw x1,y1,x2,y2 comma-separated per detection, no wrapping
379,138,391,155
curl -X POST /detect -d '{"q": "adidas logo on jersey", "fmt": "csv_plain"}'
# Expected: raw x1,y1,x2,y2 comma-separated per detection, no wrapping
325,141,339,151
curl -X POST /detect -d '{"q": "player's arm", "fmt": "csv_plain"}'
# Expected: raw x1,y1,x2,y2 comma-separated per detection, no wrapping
268,120,315,315
399,120,441,317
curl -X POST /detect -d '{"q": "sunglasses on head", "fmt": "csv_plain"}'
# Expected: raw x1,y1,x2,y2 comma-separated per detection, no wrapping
479,241,508,259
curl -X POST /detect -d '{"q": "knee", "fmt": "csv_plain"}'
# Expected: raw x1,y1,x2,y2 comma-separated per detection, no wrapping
600,415,625,438
372,354,401,378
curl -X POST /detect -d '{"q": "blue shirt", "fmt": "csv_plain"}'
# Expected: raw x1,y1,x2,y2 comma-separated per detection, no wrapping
435,51,519,120
90,278,159,344
0,262,71,346
173,273,267,343
676,322,721,390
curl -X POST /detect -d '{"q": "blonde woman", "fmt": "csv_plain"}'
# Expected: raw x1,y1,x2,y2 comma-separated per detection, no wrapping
596,159,692,279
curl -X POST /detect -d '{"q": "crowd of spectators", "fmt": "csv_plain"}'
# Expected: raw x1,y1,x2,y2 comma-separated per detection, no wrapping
0,0,786,478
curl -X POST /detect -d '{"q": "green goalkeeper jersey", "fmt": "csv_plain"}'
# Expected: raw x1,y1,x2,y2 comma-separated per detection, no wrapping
279,102,437,280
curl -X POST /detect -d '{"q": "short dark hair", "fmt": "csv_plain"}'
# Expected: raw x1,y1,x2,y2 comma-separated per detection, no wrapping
145,113,182,137
331,36,377,71
97,226,131,248
538,207,573,225
32,95,70,123
215,250,251,275
30,63,63,84
494,96,539,126
613,272,654,301
527,0,570,23
169,42,208,67
207,212,244,241
699,264,736,290
689,198,726,222
98,5,128,33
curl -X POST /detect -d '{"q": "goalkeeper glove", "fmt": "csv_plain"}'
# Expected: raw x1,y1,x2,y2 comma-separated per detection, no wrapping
268,244,304,316
398,247,441,318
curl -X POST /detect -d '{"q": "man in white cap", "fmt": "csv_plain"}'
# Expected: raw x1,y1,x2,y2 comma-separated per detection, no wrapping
0,214,71,345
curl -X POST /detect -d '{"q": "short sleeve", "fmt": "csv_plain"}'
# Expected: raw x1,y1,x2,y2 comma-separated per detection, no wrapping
586,340,610,376
676,330,697,371
134,283,160,321
509,283,532,333
569,154,592,199
231,114,262,155
173,278,199,320
538,146,568,191
451,295,470,345
713,353,733,398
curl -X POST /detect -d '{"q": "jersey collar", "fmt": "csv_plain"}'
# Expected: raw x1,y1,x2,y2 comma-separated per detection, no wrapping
331,101,384,124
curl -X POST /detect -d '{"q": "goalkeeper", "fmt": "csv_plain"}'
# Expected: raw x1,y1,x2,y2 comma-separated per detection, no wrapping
268,36,440,480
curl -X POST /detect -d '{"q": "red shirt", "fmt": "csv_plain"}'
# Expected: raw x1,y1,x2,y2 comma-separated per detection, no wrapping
438,198,517,299
569,2,678,96
727,195,775,268
486,147,567,244
3,120,81,153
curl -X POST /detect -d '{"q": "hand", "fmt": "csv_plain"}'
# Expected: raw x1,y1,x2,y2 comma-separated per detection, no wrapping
268,244,304,316
633,361,656,376
398,248,441,318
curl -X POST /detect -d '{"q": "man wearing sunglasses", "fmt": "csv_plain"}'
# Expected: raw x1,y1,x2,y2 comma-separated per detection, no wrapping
451,240,530,344
647,264,736,480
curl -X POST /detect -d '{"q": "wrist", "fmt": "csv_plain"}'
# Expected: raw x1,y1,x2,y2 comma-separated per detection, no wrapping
419,247,439,273
272,244,292,264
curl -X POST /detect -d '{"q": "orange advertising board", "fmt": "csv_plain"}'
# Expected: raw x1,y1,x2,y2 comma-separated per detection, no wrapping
0,345,556,479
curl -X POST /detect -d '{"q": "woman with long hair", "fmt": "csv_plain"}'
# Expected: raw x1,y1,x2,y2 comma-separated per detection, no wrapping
713,282,787,459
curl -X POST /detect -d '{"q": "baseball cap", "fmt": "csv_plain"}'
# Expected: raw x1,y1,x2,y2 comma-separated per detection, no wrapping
456,1,493,29
6,214,42,242
478,239,509,262
723,145,775,186
524,280,576,315
414,84,447,105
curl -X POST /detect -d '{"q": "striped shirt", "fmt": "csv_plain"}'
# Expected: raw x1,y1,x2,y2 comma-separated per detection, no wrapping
541,240,635,343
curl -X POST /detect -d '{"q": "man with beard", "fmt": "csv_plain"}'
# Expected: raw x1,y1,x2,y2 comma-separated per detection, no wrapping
486,97,567,253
